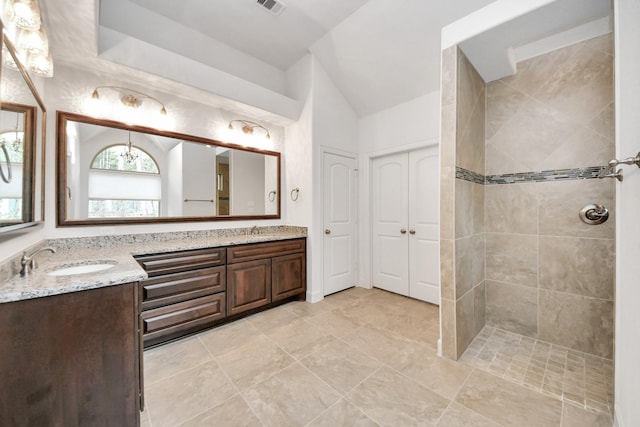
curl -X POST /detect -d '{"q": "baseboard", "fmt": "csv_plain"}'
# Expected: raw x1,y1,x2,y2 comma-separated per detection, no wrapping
307,289,324,303
614,403,624,427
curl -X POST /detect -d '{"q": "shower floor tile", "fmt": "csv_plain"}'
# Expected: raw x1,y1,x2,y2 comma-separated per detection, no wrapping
459,326,614,416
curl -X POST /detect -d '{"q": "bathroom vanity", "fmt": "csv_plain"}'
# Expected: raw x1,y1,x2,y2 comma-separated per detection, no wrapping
0,227,306,427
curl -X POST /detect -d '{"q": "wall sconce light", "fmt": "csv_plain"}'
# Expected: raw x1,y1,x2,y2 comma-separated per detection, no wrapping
228,120,270,139
91,86,168,115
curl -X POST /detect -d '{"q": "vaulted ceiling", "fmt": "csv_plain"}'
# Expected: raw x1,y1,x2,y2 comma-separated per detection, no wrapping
43,0,496,120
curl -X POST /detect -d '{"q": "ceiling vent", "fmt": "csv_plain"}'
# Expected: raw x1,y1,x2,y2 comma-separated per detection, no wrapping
256,0,286,16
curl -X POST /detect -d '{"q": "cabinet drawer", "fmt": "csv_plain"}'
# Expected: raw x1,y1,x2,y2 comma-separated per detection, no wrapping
140,266,226,310
227,239,305,264
141,294,225,347
136,248,226,277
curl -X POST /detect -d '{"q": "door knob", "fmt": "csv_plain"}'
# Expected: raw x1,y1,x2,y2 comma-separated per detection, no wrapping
325,229,331,235
409,229,416,235
400,229,407,234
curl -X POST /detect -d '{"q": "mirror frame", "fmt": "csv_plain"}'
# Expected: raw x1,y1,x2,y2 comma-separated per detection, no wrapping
56,111,282,226
0,36,47,235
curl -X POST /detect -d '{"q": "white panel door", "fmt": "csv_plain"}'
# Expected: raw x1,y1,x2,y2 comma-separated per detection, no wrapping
408,147,440,304
323,153,357,296
614,1,640,425
372,153,409,296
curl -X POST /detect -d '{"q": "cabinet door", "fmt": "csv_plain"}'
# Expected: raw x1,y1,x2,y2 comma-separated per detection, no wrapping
272,253,306,302
227,259,271,316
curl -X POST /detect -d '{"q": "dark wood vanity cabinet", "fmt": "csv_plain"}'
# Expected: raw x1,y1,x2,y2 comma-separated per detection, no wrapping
0,283,141,427
227,239,306,316
136,247,227,347
136,238,306,346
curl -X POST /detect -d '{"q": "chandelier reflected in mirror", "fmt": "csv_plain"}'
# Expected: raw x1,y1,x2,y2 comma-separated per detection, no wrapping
121,132,139,164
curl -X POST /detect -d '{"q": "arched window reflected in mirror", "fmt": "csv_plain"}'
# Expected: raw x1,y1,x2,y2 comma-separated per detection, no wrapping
88,143,161,218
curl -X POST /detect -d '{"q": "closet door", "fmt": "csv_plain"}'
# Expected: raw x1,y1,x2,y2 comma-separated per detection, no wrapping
408,147,440,304
372,153,409,296
323,153,358,296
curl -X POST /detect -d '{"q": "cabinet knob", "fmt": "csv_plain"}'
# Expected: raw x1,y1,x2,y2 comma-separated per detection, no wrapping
325,229,331,235
400,229,407,234
409,229,416,235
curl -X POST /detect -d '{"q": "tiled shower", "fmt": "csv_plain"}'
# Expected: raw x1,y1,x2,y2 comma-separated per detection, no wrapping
440,34,615,362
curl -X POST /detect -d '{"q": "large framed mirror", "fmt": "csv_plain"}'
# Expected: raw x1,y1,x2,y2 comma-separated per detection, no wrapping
56,112,281,226
0,36,46,234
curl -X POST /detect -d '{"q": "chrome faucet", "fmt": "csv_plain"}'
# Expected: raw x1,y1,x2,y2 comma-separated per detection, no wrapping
251,225,258,235
20,247,56,277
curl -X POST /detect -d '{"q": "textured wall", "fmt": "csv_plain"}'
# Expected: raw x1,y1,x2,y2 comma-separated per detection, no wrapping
484,34,615,359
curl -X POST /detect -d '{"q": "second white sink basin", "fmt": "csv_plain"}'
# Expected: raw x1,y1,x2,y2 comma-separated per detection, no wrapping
48,262,116,276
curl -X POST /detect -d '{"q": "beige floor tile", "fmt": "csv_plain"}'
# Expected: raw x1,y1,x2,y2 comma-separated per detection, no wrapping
179,394,262,427
323,288,368,306
334,300,397,326
455,369,563,427
143,336,214,387
140,409,151,427
312,309,364,338
561,402,612,427
308,399,380,427
283,299,334,318
243,362,340,427
198,319,264,358
389,342,473,399
246,305,301,334
343,324,411,363
266,317,336,359
435,402,499,427
215,334,295,390
145,360,236,427
301,340,381,394
347,366,449,426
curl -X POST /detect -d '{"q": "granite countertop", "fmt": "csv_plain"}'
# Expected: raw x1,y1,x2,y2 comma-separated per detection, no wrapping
0,231,306,304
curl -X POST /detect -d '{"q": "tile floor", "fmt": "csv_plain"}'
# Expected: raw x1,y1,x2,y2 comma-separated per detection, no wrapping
142,287,613,426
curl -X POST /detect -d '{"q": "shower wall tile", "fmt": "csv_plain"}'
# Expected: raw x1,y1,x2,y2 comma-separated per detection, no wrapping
472,182,485,235
441,46,457,107
534,39,614,128
440,103,456,167
486,280,537,336
485,183,537,234
485,143,527,177
441,298,457,360
440,166,455,240
440,239,455,301
538,289,614,359
539,126,614,171
473,282,486,337
538,179,615,239
487,96,578,173
457,87,486,175
457,51,485,137
499,41,582,99
456,289,476,359
455,179,474,238
486,233,537,287
539,236,614,300
471,234,485,288
485,80,527,141
588,101,615,141
455,236,474,298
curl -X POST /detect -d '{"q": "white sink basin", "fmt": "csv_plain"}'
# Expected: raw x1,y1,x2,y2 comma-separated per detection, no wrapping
48,262,116,276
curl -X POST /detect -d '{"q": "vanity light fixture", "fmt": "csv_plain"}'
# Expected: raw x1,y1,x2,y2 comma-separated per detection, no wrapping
91,86,168,115
2,0,54,77
228,120,271,139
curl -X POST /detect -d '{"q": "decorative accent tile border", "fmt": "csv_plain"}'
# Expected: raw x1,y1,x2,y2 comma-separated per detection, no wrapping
455,167,485,185
456,166,607,185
